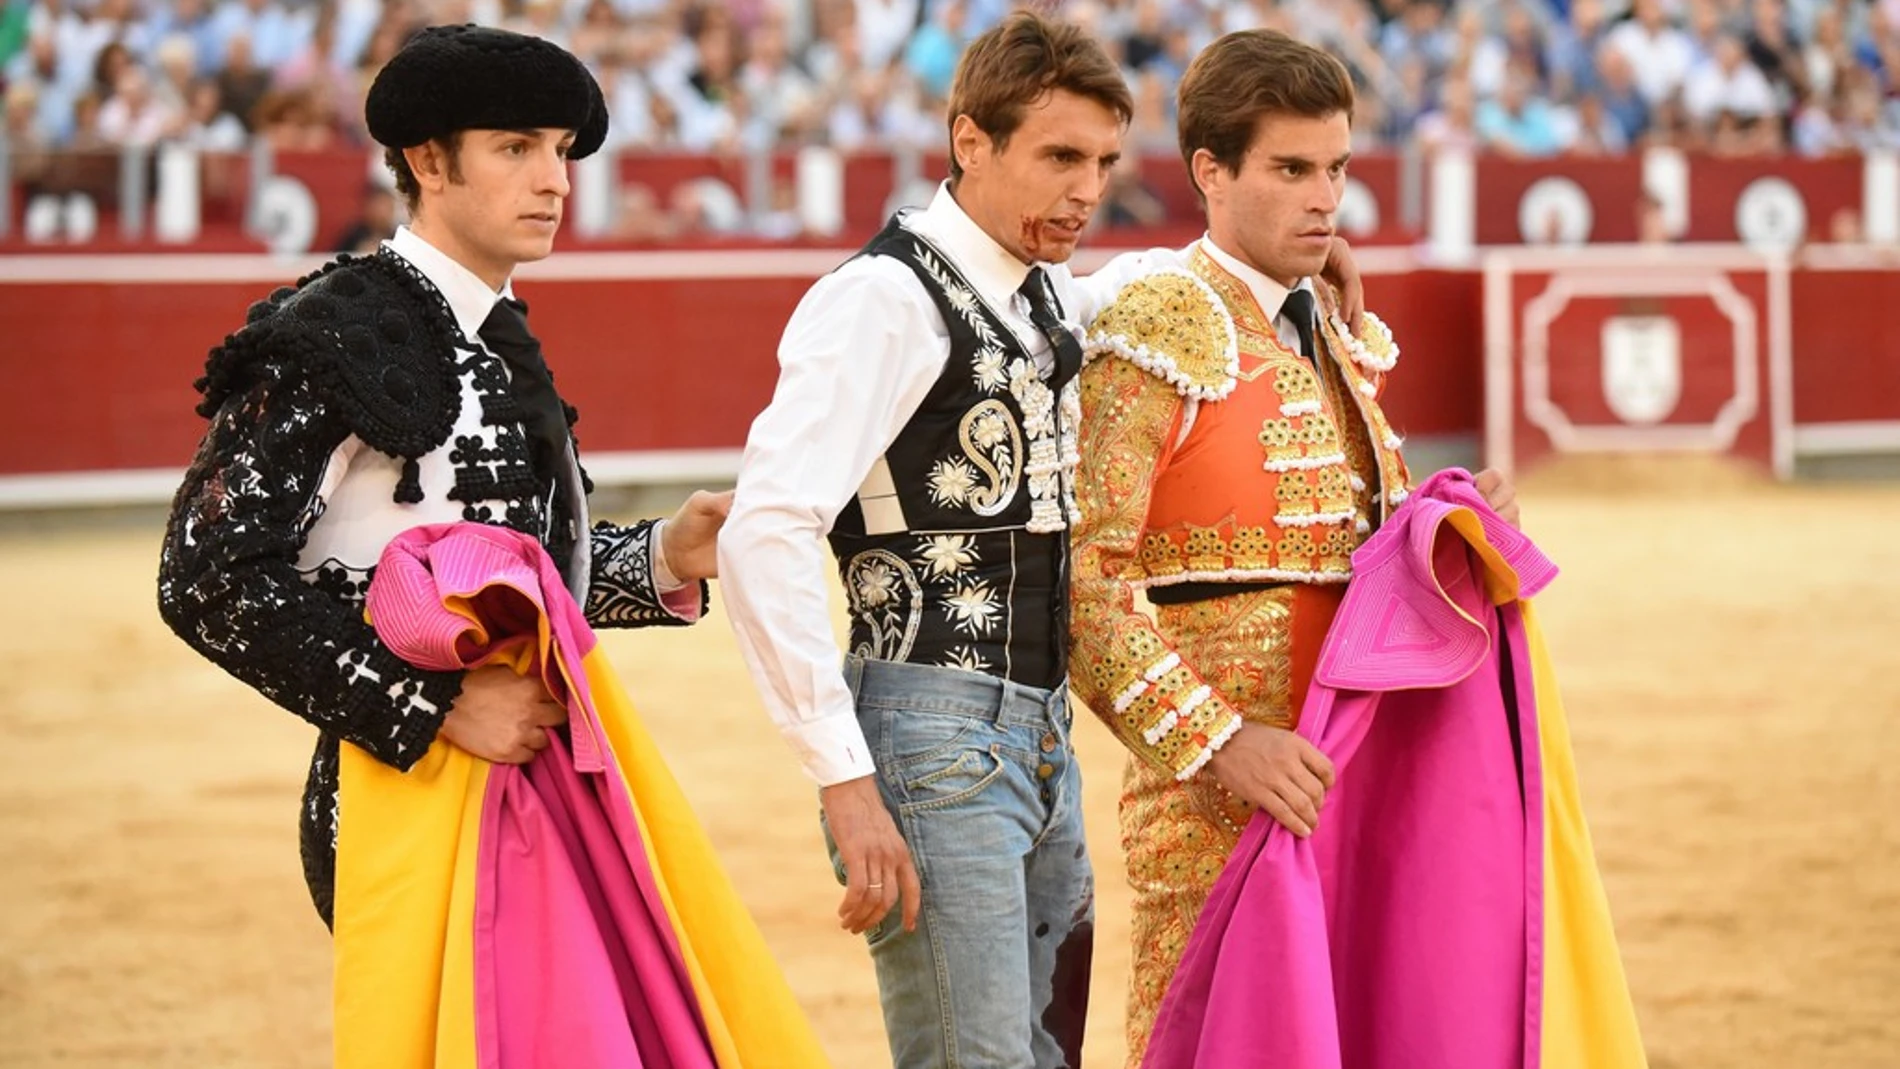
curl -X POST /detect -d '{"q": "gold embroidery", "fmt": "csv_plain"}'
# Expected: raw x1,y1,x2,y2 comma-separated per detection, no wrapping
1084,271,1238,399
1119,586,1298,1065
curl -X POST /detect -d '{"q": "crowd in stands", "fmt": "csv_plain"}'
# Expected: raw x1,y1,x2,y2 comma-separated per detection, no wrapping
3,0,1898,171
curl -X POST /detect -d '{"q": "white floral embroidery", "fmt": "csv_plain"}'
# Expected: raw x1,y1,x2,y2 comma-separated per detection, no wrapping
972,347,1009,393
844,550,923,662
912,238,1074,533
919,533,979,579
927,457,978,506
971,409,1010,449
940,645,993,672
854,558,901,607
943,580,1002,637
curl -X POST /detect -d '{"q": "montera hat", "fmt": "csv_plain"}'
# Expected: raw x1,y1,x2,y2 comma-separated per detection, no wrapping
365,25,609,159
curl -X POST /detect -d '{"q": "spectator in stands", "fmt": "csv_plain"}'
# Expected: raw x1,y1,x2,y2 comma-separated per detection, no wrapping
1606,0,1696,106
211,0,315,70
1547,0,1611,98
1683,31,1778,128
903,0,964,101
4,80,52,187
5,30,76,144
1460,6,1514,100
217,30,273,130
1644,92,1701,147
1381,0,1459,90
276,3,357,110
1802,3,1851,99
98,66,181,146
1415,72,1483,153
251,83,337,150
1477,64,1569,155
1126,67,1177,152
672,13,743,150
179,75,248,150
92,40,135,100
1747,0,1809,107
854,0,920,71
1595,43,1653,141
827,65,932,150
1120,0,1167,72
1840,66,1900,148
570,0,628,63
151,0,225,78
67,89,109,152
152,34,200,114
502,0,572,48
742,9,822,140
1568,89,1633,151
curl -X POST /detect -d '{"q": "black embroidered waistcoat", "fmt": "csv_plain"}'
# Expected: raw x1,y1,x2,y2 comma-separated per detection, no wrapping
826,220,1083,691
157,249,699,927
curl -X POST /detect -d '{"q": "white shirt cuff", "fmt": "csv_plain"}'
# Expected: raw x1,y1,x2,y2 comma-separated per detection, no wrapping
789,713,879,786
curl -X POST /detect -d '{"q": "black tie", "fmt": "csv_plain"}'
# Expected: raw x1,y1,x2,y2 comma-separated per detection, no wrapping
1019,267,1084,392
1281,288,1318,360
478,297,578,557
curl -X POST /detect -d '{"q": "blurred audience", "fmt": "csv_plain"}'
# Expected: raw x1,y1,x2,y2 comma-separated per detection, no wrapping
0,0,1895,242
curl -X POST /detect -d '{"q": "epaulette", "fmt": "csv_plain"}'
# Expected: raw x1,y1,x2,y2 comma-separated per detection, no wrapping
1323,300,1401,377
1083,269,1239,401
194,251,463,501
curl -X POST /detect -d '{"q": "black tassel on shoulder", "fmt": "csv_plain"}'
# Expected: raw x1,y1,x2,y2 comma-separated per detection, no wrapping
395,457,425,503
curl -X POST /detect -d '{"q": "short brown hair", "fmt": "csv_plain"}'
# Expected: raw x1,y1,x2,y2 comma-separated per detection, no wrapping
945,11,1132,182
1176,30,1354,197
382,132,465,213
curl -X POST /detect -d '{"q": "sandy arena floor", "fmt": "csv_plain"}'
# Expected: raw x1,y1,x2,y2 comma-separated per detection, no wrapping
1,460,1896,1068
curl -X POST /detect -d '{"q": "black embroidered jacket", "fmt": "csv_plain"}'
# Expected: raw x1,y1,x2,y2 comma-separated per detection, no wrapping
156,250,704,926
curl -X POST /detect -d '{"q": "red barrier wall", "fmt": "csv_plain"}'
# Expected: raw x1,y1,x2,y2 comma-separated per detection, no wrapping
1,249,1894,480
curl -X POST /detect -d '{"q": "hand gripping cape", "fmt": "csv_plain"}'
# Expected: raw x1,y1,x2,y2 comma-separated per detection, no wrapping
1141,469,1645,1069
331,522,829,1069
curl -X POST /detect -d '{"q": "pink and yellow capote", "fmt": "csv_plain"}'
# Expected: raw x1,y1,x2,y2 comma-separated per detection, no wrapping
331,522,829,1069
1142,469,1647,1069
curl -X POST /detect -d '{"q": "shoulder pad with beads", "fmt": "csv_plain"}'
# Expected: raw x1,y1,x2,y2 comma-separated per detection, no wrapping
1082,269,1239,401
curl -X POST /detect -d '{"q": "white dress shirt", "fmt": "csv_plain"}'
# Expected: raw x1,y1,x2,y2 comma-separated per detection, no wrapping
299,225,683,595
720,184,1158,786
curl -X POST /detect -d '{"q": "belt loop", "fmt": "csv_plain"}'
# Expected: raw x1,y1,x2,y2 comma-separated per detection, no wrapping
842,654,866,699
991,676,1012,729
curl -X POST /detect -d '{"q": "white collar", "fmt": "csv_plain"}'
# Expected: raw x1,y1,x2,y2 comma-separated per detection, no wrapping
904,182,1036,312
384,225,518,341
1198,234,1314,326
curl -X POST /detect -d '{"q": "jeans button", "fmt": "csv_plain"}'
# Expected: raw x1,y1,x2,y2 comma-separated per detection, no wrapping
1037,762,1055,780
1039,732,1057,753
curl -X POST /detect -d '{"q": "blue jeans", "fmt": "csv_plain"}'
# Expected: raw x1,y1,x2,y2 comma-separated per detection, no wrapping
826,656,1095,1069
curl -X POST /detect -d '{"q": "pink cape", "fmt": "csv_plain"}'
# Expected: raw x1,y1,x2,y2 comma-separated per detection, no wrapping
365,523,715,1069
1142,468,1643,1069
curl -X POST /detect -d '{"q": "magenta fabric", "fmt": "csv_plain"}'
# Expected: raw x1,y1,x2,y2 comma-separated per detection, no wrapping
1141,469,1560,1069
368,522,717,1069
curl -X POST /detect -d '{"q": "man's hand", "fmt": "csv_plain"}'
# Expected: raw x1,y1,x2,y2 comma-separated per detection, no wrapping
438,665,567,763
1208,722,1336,838
1321,236,1365,332
821,775,922,936
1474,468,1521,529
660,489,734,581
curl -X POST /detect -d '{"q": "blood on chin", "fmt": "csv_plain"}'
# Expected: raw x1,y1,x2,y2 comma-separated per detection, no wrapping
1018,215,1082,263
